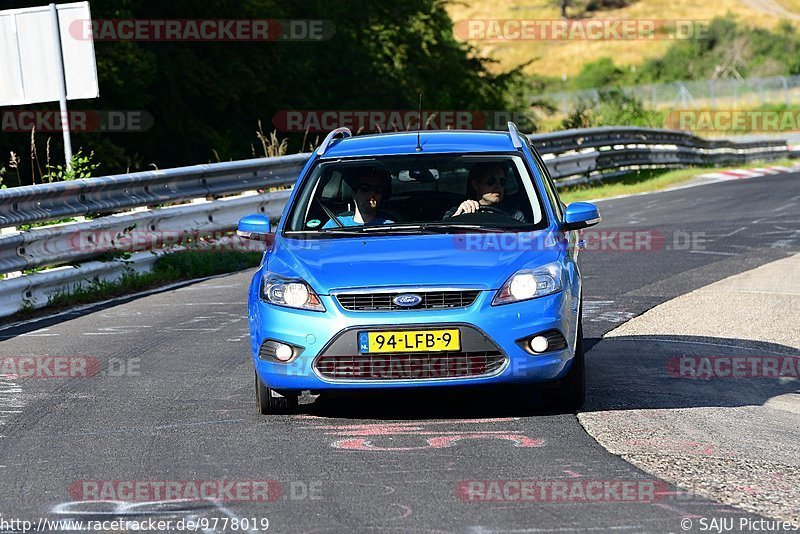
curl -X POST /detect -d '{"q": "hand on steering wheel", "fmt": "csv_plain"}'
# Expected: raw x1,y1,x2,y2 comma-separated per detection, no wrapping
453,201,506,217
452,199,481,216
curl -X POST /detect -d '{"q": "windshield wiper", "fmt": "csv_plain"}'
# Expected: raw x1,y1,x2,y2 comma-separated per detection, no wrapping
317,227,367,234
318,224,420,234
417,223,509,233
317,223,522,235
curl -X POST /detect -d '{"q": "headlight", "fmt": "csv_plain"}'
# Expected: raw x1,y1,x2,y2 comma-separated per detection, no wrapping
261,273,325,312
492,262,563,305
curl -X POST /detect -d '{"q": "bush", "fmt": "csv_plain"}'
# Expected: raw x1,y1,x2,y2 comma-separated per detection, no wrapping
47,150,101,182
567,15,800,90
571,58,625,89
560,89,663,128
584,0,636,12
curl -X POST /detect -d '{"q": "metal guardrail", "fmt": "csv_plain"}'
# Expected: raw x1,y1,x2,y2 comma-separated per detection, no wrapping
530,126,788,185
0,153,310,229
0,127,791,319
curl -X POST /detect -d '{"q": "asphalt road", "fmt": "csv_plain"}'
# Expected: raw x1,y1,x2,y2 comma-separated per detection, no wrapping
0,172,798,533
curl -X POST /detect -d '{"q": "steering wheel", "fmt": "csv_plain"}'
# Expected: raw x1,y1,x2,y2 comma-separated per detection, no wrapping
477,206,506,215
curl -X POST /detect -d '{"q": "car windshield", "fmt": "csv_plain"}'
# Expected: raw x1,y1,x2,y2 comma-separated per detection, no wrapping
284,154,547,236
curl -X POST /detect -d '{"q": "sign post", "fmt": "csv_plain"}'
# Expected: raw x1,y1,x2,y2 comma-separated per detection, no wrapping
49,3,73,169
0,2,99,171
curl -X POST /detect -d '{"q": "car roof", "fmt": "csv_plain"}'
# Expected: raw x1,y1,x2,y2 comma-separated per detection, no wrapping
317,130,521,159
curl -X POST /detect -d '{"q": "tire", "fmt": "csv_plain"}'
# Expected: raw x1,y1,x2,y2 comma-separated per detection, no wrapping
545,316,586,412
255,371,299,415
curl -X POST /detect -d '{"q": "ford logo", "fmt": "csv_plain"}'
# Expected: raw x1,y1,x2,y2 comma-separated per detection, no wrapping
393,294,422,307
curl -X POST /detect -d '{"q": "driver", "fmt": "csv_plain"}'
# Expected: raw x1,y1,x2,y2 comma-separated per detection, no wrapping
443,162,527,222
322,167,394,228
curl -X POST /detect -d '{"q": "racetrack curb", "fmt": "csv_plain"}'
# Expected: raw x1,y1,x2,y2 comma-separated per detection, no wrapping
579,253,800,526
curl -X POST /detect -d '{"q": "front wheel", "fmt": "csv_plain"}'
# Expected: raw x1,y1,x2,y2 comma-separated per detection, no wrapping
255,371,299,415
544,318,585,411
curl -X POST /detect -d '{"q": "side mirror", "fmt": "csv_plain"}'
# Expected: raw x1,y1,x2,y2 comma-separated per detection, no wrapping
237,214,273,239
563,202,600,231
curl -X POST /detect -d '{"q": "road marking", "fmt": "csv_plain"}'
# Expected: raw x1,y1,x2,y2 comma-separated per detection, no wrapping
0,328,62,339
465,525,644,532
333,433,545,451
707,227,747,240
175,284,240,291
83,325,154,335
0,375,24,499
151,302,242,307
688,250,736,256
773,203,797,213
303,418,545,451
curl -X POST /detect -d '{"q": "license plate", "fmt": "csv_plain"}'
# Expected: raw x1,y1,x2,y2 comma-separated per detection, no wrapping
358,329,461,354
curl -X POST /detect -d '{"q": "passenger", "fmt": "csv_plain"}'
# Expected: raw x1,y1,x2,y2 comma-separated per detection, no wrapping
444,162,527,222
322,167,394,228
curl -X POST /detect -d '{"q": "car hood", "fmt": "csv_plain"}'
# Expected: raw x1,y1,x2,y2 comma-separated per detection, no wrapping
267,232,564,294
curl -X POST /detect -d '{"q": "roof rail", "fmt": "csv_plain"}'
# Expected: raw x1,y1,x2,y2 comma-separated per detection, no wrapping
507,121,524,149
317,127,353,156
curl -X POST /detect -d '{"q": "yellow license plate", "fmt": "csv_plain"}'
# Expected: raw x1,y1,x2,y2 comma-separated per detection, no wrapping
358,329,461,354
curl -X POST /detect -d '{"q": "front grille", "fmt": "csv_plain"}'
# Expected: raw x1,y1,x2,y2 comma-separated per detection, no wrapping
336,290,481,311
315,351,506,380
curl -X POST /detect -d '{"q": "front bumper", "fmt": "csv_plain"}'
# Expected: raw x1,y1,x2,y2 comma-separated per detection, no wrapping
250,289,578,391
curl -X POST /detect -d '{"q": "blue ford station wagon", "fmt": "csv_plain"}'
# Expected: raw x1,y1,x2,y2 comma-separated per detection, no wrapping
238,123,600,414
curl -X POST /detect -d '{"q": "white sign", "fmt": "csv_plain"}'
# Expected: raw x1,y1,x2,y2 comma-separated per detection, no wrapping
0,2,98,107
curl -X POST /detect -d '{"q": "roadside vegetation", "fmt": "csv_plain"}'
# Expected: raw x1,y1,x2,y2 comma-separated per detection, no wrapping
0,0,531,184
446,0,800,78
558,89,664,129
565,17,800,90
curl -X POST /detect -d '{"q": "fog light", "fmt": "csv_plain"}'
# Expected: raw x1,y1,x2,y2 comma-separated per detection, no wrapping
274,343,294,362
529,336,549,353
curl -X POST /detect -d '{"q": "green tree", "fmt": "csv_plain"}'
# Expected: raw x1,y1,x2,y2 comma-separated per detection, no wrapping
0,0,529,181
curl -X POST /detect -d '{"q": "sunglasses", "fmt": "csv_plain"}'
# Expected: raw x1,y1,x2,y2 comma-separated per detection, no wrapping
357,184,383,194
484,176,508,187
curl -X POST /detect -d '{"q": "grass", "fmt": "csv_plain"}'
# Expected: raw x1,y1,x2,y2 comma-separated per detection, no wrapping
6,251,262,322
445,0,798,77
775,0,800,15
18,218,79,231
558,158,797,202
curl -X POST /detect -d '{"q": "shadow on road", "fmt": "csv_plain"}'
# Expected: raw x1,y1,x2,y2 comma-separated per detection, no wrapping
282,334,799,420
582,334,799,412
296,385,566,420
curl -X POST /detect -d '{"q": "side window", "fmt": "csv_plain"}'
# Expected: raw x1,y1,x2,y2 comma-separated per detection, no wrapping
528,141,563,221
